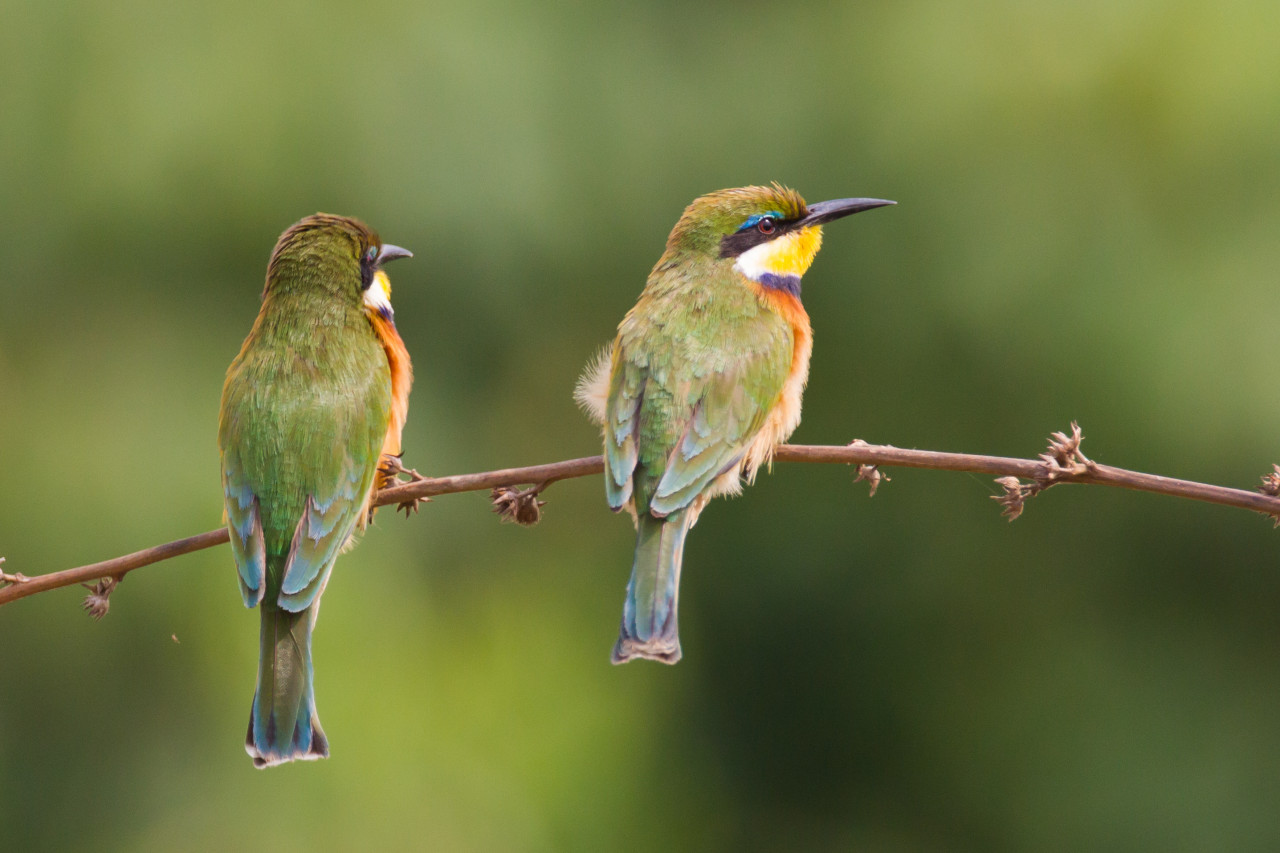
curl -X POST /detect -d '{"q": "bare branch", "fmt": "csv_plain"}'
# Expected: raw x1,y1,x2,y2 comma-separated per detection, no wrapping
0,529,230,607
4,430,1280,610
0,457,605,608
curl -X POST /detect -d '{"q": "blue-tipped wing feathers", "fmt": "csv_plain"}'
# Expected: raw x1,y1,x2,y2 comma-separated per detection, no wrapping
603,315,792,663
224,461,266,607
604,359,643,511
278,454,373,611
607,352,787,518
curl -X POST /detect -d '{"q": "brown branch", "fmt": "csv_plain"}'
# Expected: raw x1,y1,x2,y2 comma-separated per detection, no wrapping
0,529,230,607
4,428,1279,610
0,457,605,608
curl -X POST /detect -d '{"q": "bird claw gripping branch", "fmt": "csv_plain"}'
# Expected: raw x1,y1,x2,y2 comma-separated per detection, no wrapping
378,454,429,517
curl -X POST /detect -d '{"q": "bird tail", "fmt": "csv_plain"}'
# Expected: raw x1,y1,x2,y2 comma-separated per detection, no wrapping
612,509,692,665
246,600,328,768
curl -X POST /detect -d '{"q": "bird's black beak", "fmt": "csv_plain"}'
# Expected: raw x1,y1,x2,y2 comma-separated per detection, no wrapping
799,198,896,227
377,244,413,265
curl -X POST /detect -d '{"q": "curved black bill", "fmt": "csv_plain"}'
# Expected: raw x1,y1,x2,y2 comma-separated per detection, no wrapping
377,243,413,264
800,198,896,227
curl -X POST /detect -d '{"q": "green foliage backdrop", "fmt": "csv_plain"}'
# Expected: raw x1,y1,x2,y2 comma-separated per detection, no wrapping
3,1,1280,849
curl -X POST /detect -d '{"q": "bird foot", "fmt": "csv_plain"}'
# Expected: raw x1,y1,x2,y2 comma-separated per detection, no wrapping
395,495,430,518
377,455,431,518
379,454,426,483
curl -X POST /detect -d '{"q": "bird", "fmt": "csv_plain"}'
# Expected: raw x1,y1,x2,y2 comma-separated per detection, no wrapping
218,214,414,767
576,184,893,665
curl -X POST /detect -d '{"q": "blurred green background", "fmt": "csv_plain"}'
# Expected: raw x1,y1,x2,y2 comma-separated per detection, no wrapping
3,0,1280,849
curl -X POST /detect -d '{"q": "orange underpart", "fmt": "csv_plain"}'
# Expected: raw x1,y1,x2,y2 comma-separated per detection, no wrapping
741,283,813,480
368,310,413,491
754,286,812,378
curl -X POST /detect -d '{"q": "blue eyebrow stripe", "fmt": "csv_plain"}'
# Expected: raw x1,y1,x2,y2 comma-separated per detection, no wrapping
736,210,785,232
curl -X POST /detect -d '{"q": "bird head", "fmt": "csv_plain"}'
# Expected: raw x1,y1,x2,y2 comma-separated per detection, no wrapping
264,213,412,320
664,183,893,293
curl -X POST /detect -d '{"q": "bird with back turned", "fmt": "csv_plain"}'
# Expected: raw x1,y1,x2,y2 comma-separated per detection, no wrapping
218,213,414,767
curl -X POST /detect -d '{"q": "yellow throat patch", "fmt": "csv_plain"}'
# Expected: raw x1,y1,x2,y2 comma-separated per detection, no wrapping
734,225,824,282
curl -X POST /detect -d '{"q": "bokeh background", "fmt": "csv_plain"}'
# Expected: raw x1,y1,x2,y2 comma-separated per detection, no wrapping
3,1,1280,849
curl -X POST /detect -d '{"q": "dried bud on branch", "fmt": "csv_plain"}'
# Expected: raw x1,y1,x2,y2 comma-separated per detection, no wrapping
992,476,1042,521
0,557,29,586
854,464,889,497
81,576,119,620
491,485,547,526
1039,421,1092,480
1257,465,1280,526
990,423,1093,521
1259,465,1280,498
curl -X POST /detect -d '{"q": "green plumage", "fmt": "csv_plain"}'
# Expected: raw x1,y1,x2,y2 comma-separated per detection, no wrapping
608,261,793,517
596,185,894,664
602,188,803,664
219,214,393,768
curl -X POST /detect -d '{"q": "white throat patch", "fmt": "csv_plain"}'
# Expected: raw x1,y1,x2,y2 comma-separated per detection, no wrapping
364,269,393,320
732,235,805,294
733,239,781,282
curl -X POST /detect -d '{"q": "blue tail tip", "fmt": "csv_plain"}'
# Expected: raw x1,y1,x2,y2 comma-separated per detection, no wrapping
246,712,329,769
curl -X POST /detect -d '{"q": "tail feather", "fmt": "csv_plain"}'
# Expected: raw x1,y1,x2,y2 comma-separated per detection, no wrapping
246,601,328,768
612,510,692,665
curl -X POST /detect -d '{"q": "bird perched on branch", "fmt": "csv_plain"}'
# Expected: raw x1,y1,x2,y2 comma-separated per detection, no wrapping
218,214,414,767
577,184,893,664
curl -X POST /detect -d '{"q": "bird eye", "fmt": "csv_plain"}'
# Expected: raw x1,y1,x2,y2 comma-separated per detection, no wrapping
365,246,378,264
756,217,776,235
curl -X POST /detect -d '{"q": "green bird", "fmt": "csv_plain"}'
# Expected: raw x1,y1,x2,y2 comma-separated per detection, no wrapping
577,184,893,664
218,214,414,767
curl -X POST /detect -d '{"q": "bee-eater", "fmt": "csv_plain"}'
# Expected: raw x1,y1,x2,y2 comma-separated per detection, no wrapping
218,214,413,767
577,184,893,664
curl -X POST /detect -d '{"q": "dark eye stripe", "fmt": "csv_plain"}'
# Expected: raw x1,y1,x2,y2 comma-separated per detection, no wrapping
360,246,378,290
720,217,797,259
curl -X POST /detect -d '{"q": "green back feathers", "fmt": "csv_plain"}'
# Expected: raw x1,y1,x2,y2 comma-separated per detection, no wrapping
220,213,393,606
605,195,798,517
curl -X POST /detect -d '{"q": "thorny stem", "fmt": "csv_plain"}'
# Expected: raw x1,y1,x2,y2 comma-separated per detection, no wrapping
4,428,1280,610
